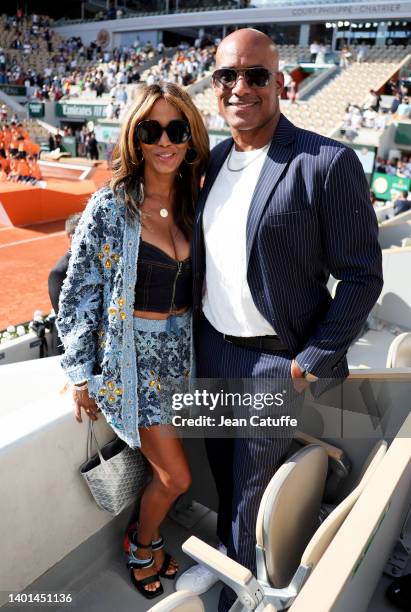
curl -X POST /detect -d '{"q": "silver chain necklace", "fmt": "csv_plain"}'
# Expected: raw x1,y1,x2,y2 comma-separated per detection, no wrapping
226,145,268,173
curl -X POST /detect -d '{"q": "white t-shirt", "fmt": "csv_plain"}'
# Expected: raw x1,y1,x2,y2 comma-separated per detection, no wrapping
202,143,277,336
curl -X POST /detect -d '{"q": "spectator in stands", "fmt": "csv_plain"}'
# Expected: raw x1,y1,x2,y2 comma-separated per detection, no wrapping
351,107,363,130
404,155,411,177
391,92,402,114
86,131,98,160
393,191,411,216
27,155,42,182
146,72,156,86
55,131,63,149
95,78,104,97
16,152,31,181
339,45,352,69
286,79,298,104
363,89,381,112
395,97,411,119
48,212,82,355
48,133,56,151
386,159,399,175
106,4,116,20
105,98,115,120
315,43,326,64
309,40,319,63
363,107,377,128
115,84,128,106
375,109,390,131
0,149,9,174
356,42,368,63
396,161,410,178
105,137,115,169
8,153,19,181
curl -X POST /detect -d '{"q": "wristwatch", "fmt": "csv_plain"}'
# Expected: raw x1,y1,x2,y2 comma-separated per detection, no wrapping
296,361,319,382
302,370,319,382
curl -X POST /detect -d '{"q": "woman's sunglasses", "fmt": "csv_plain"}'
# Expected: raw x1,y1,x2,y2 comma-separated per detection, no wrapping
212,67,273,89
135,119,191,145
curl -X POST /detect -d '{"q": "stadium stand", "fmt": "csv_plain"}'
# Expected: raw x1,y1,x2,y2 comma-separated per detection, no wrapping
192,44,411,135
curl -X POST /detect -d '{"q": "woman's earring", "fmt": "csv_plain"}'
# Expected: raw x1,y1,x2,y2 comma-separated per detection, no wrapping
131,143,144,165
184,148,198,164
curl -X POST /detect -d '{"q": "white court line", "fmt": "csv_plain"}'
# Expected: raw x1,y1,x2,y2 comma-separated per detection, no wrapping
0,231,66,249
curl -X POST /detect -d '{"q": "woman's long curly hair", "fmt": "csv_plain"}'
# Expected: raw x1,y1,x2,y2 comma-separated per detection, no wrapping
111,82,209,239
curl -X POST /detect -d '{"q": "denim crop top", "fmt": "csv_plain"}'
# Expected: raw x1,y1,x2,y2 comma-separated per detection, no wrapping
134,241,192,312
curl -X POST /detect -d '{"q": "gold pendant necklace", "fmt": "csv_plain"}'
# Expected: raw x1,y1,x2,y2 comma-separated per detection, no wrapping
141,207,169,219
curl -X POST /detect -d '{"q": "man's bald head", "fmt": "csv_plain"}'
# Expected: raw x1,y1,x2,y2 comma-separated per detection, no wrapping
216,28,279,70
211,27,284,146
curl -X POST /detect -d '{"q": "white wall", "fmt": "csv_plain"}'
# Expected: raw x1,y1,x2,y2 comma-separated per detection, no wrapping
379,247,411,328
0,357,119,600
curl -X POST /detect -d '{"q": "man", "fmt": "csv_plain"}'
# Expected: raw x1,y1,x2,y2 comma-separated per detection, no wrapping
309,40,319,63
48,213,82,354
178,29,383,611
393,191,411,216
356,42,368,63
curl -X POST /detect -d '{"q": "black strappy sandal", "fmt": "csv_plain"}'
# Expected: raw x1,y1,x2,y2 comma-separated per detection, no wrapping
127,540,164,600
152,535,179,580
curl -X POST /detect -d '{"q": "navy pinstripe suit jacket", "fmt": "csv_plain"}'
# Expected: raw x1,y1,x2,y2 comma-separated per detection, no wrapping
192,114,383,379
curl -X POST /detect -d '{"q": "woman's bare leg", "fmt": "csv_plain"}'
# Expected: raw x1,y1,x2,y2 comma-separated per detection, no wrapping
132,425,191,590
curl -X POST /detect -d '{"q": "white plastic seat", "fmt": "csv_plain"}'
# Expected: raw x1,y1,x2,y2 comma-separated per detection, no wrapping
180,440,387,611
300,440,387,570
386,332,411,367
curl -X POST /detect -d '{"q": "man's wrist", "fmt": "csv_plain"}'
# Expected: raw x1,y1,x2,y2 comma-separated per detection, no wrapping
295,361,319,382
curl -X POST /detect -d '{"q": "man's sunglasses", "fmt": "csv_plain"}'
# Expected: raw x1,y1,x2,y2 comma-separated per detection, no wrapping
135,119,191,145
212,67,273,89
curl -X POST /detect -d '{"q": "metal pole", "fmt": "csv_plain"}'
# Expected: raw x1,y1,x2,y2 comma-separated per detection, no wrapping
332,24,338,51
81,0,85,19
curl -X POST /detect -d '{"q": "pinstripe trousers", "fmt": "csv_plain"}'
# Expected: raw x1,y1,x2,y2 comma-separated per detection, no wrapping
197,315,302,612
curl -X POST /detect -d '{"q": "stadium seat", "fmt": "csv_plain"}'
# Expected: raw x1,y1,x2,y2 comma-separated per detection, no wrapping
180,441,387,610
386,333,411,368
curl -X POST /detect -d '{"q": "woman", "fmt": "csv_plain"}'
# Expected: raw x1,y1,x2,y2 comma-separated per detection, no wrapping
57,82,209,599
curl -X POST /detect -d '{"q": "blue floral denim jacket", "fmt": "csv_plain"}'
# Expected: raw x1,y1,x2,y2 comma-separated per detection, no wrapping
57,185,187,449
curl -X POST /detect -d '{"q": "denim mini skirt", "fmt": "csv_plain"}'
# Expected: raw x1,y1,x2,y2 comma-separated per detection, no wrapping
133,310,191,429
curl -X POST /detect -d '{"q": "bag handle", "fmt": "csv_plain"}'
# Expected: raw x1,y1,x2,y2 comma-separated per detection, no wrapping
87,420,106,467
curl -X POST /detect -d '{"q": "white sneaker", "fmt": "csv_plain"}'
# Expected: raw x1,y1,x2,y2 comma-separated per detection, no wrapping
175,544,227,595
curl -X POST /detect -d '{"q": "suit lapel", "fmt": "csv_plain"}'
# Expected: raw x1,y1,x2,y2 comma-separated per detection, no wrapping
246,114,296,264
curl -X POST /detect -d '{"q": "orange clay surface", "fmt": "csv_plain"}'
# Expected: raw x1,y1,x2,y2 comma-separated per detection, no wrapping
0,162,111,329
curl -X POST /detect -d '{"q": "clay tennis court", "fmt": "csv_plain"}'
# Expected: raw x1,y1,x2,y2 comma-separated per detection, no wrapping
0,162,111,329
